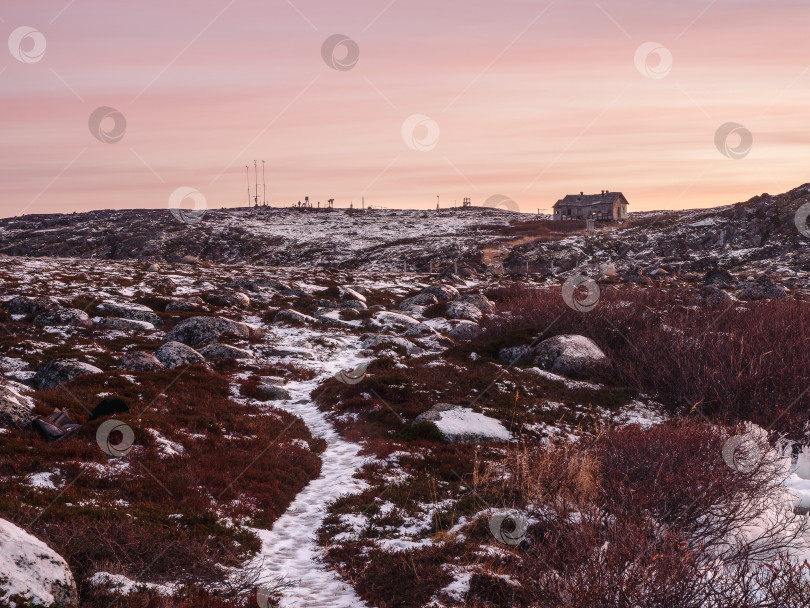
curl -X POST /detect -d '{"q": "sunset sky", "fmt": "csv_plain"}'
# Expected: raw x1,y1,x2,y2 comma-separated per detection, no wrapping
2,0,809,216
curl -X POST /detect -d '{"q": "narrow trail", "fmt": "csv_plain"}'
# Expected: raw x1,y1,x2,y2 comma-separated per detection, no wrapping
250,338,370,607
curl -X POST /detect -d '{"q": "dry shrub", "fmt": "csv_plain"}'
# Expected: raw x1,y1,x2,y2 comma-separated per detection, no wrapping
475,422,810,608
478,285,810,435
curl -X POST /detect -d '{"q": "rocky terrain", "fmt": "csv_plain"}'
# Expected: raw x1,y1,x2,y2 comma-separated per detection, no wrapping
1,185,810,607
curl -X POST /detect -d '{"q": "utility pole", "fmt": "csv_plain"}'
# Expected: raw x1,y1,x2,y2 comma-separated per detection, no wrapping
262,160,266,205
437,195,440,210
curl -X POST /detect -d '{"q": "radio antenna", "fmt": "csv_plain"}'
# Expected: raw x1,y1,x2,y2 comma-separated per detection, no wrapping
262,160,266,205
245,165,250,206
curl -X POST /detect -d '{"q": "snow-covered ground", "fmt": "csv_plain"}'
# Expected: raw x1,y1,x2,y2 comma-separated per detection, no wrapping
247,328,371,607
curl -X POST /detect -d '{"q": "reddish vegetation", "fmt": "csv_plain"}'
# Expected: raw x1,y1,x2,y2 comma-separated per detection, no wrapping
0,367,323,607
478,284,810,435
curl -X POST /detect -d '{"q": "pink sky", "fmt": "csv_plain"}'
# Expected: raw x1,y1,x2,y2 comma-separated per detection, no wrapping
1,0,809,216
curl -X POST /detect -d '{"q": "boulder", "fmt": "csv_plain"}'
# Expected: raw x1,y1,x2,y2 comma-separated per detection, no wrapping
703,268,736,287
33,359,102,390
33,308,92,329
399,293,439,310
737,275,788,301
498,345,534,365
0,518,78,607
273,309,317,325
369,311,421,333
257,384,292,400
205,291,251,309
339,300,367,311
198,343,252,360
340,287,367,303
94,317,156,331
697,284,732,307
164,316,263,346
97,301,162,326
154,341,207,370
180,255,201,265
147,263,160,272
165,297,203,312
421,284,459,301
533,335,609,376
455,294,496,313
0,382,35,429
447,320,482,341
413,403,511,443
446,300,483,322
360,333,424,356
146,276,177,294
118,351,165,372
6,295,60,316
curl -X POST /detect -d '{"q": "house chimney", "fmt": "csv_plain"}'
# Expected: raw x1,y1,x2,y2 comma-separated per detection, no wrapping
601,190,605,196
580,191,584,196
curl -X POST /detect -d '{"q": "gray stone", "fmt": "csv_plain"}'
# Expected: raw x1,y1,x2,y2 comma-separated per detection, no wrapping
97,301,161,326
0,517,78,607
340,286,367,303
360,333,424,356
399,293,439,310
533,335,609,376
205,291,251,309
446,300,483,322
118,351,165,372
274,309,317,325
339,300,368,311
0,381,34,429
257,384,292,400
7,295,60,316
736,275,788,301
154,341,207,370
447,320,482,341
198,343,252,360
420,284,459,301
414,403,511,443
165,315,263,346
499,345,534,365
94,317,156,331
146,276,177,294
33,308,92,329
703,268,736,287
33,359,103,390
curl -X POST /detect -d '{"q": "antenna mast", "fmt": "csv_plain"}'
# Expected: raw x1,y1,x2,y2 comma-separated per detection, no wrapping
262,160,266,205
253,160,259,206
245,165,250,206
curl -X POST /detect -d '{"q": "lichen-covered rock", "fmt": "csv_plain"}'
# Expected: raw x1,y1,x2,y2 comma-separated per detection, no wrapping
399,293,439,310
33,359,102,390
97,301,162,326
273,309,317,325
533,334,609,376
33,308,92,329
118,351,165,372
94,317,156,331
498,344,534,365
205,291,251,309
360,333,424,356
146,276,177,294
198,343,252,360
0,518,78,607
257,384,292,400
446,300,483,322
164,316,262,346
0,381,35,429
154,341,207,370
703,268,736,287
736,275,787,301
447,320,482,341
421,284,459,301
6,295,61,316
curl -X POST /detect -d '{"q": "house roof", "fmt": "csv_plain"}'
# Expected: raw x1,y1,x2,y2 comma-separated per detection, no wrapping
553,192,627,208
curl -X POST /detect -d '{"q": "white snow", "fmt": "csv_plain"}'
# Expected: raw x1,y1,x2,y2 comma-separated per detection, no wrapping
246,328,371,607
88,571,175,596
429,408,512,442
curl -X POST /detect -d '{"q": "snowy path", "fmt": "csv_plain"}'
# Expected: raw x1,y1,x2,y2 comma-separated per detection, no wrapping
249,336,370,607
